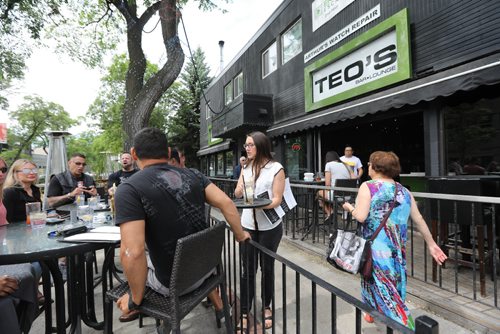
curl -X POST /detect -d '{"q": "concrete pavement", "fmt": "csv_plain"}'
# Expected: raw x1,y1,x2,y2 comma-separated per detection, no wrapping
29,209,498,333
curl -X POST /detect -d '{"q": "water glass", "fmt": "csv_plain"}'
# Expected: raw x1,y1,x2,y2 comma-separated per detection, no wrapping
25,202,41,226
88,196,100,209
243,178,254,204
75,194,85,206
30,211,47,229
70,209,78,223
77,205,94,228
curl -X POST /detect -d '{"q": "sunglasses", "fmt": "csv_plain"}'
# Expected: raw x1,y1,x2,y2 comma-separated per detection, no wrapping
0,167,7,173
16,168,38,175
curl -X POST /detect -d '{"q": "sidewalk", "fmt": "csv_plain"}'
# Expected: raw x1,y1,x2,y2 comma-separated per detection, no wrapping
29,211,499,333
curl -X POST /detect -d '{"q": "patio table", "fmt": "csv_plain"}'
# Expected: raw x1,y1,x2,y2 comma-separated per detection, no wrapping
0,221,117,334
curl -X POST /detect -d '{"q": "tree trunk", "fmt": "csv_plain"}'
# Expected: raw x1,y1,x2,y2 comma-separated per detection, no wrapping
122,0,184,150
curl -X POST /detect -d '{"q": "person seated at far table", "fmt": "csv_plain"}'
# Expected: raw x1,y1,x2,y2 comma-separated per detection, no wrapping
2,159,45,304
107,152,138,198
0,264,39,334
317,151,353,219
46,153,97,209
46,153,97,281
2,159,42,223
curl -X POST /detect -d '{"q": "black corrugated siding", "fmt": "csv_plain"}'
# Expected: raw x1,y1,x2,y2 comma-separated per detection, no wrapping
202,0,500,138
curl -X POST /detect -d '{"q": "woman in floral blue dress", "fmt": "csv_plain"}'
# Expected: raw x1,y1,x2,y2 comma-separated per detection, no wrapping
343,151,447,329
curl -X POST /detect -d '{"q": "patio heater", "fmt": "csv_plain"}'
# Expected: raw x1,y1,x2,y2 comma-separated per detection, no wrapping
99,151,115,178
43,131,71,209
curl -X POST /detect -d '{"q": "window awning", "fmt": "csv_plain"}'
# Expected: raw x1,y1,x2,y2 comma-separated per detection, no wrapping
196,140,232,157
267,54,500,137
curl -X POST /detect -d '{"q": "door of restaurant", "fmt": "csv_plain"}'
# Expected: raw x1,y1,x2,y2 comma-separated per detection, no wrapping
319,111,425,181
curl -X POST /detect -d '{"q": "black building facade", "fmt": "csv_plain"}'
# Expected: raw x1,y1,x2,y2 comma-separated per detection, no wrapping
198,0,500,188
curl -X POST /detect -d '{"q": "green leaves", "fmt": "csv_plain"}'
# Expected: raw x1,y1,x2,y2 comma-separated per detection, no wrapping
3,95,77,163
167,47,212,168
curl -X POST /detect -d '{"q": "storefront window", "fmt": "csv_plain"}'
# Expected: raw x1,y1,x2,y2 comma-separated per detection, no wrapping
209,156,215,177
225,151,234,177
443,87,500,176
217,152,224,176
284,133,307,180
200,157,207,175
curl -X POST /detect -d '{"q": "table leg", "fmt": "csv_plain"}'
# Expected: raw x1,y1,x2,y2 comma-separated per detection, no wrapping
43,259,67,334
67,255,82,334
40,261,53,334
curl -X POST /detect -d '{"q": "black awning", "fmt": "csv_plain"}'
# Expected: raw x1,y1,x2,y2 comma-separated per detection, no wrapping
267,54,500,137
196,140,232,157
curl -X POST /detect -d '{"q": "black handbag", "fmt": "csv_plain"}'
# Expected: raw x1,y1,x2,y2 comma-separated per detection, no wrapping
326,183,398,278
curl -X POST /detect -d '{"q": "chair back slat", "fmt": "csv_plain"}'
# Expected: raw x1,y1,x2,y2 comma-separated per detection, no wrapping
169,222,225,294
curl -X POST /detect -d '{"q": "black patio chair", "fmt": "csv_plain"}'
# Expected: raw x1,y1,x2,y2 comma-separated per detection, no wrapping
104,221,233,333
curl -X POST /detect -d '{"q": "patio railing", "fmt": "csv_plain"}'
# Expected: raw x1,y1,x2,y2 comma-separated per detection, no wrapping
209,177,500,310
212,215,434,333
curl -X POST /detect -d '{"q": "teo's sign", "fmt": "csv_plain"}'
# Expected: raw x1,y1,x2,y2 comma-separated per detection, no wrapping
305,9,411,112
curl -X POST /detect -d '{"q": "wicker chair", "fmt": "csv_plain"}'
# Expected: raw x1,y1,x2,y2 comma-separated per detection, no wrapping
104,222,233,333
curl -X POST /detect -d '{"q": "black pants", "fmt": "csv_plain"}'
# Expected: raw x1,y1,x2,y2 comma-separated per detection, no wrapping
240,223,283,314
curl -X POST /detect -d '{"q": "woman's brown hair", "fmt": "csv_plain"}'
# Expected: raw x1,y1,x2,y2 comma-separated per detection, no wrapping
369,151,401,178
246,131,274,181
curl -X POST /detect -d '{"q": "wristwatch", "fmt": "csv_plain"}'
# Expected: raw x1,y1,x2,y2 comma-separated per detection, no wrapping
128,292,141,311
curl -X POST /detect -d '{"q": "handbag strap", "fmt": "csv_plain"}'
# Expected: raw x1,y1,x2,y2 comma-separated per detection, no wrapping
369,182,399,242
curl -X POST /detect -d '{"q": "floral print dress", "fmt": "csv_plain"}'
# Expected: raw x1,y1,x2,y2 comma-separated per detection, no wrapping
361,180,414,329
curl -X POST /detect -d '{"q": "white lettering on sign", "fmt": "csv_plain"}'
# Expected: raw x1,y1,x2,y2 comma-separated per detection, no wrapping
312,0,356,32
312,30,398,103
305,4,380,63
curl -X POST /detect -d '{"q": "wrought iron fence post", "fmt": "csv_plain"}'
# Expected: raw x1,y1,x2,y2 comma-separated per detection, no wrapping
415,315,438,334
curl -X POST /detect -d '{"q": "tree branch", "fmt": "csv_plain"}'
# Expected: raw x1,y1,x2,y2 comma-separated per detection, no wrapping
137,1,162,28
110,0,138,26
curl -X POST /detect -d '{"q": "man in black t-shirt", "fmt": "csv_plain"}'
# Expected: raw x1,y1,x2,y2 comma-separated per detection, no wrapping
46,153,97,208
114,128,249,323
107,152,138,196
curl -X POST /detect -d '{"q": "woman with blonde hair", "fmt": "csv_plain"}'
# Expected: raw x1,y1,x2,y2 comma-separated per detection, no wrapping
3,159,42,223
2,159,45,303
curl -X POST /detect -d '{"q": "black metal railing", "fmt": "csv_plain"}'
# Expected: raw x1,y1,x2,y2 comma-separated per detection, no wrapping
211,215,436,333
209,177,499,310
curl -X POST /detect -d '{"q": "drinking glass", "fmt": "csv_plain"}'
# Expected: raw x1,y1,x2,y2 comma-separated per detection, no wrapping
30,211,47,229
243,178,254,204
77,205,94,228
88,196,100,209
75,194,85,206
25,202,41,226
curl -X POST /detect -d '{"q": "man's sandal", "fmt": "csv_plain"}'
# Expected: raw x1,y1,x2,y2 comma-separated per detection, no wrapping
236,314,248,333
264,307,273,329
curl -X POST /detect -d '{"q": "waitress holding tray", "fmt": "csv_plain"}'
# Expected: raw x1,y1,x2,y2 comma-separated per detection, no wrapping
234,131,285,332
